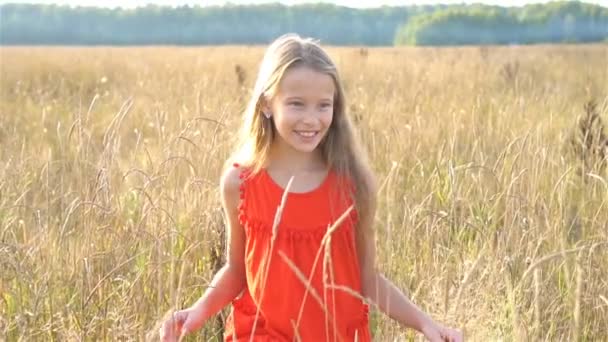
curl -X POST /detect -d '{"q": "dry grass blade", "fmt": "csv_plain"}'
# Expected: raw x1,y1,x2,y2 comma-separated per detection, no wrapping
451,247,485,315
518,242,608,290
249,175,294,342
84,250,148,308
290,320,303,342
293,205,354,334
3,45,608,340
325,284,369,303
278,250,347,342
599,295,608,307
278,250,328,316
322,205,354,244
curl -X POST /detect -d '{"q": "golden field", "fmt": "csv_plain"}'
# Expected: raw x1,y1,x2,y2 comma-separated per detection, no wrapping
1,44,607,341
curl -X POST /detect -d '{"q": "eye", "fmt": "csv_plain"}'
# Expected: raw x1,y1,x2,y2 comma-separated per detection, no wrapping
288,101,304,107
320,103,332,110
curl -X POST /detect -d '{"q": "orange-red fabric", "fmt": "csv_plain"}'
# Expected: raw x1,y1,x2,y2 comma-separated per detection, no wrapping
224,164,371,342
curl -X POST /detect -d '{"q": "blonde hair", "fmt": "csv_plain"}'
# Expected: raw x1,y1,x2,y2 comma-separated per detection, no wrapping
229,33,375,222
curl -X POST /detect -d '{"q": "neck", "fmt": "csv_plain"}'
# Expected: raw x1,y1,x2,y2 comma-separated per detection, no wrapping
267,141,326,173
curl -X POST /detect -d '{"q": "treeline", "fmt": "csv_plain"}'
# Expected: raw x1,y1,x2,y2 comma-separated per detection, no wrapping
396,1,608,45
0,3,432,45
0,1,606,46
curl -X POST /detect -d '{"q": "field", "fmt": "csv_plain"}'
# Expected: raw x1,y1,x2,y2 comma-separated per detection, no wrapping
1,44,607,341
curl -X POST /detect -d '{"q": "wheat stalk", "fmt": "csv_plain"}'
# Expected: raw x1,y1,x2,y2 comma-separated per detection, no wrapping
248,175,294,341
292,205,354,335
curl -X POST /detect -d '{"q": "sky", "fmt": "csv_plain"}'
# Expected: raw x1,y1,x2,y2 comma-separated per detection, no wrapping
1,0,607,8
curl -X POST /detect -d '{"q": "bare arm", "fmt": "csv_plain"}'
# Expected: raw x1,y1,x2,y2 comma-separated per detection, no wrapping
185,166,247,330
355,173,461,341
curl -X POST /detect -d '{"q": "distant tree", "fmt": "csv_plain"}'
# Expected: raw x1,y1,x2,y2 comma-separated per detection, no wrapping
1,2,606,46
395,1,608,46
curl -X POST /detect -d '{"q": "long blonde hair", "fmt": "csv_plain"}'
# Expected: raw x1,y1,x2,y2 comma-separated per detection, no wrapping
230,33,375,221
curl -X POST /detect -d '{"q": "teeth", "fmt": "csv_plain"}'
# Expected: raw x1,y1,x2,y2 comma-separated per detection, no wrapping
296,131,317,137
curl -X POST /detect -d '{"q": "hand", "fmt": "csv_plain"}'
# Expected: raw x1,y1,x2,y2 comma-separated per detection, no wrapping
159,307,205,342
422,322,463,342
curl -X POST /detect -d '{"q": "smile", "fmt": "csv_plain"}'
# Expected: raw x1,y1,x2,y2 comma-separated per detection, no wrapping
294,131,319,137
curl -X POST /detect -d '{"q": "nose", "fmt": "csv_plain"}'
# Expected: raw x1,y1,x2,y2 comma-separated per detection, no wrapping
301,110,321,126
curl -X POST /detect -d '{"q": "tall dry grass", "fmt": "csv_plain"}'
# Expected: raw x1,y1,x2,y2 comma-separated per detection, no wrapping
1,44,607,341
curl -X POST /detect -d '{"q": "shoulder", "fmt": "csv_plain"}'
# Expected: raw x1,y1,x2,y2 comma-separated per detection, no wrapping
220,163,246,207
221,164,242,191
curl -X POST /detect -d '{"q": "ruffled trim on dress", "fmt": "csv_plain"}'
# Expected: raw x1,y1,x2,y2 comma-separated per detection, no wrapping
232,294,259,316
233,163,358,242
239,214,331,241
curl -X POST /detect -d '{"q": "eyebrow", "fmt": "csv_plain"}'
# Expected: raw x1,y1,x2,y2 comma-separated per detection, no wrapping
284,96,333,102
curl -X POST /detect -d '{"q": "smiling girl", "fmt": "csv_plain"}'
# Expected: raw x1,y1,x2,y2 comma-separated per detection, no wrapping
160,34,462,342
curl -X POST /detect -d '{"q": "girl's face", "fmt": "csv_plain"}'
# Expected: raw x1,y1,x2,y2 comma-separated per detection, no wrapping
265,66,335,154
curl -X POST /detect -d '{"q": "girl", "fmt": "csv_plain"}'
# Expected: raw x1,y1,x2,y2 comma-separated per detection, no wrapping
160,34,462,342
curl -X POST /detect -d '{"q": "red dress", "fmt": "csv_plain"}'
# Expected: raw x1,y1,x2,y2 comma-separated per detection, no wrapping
224,164,371,342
